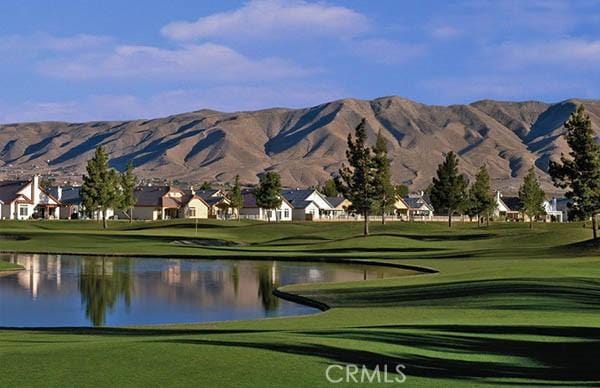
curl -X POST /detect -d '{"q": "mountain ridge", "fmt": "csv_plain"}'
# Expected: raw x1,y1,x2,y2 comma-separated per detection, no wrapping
1,96,599,193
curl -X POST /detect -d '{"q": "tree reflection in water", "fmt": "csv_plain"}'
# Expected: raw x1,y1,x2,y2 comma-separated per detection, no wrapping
257,261,279,312
231,263,240,297
79,257,132,326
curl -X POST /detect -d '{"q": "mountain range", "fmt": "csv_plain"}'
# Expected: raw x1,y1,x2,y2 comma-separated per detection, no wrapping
1,96,599,193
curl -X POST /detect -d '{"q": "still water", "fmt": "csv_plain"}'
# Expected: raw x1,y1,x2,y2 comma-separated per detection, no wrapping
0,254,405,327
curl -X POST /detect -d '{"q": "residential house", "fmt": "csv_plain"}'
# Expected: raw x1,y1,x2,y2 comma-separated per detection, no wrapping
281,189,335,221
392,197,410,219
543,197,566,222
494,191,512,219
239,191,293,221
326,196,352,218
132,186,210,220
496,191,556,222
554,198,572,221
48,186,115,220
195,189,236,219
0,176,60,220
495,192,523,221
403,193,434,221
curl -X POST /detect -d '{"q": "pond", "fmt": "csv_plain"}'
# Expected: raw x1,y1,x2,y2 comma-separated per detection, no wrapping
0,254,407,327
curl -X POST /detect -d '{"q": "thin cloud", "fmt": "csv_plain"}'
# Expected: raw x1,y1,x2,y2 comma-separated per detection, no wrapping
351,39,426,65
494,39,600,69
161,0,369,41
421,75,594,104
0,33,113,52
0,85,347,123
430,26,461,39
36,42,315,81
0,100,80,124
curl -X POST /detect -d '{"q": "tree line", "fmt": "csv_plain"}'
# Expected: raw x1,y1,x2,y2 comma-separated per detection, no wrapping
81,146,249,227
335,106,600,238
81,105,599,238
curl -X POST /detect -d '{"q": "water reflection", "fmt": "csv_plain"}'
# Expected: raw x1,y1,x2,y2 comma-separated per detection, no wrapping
79,258,132,326
0,254,406,327
7,254,63,299
257,262,279,312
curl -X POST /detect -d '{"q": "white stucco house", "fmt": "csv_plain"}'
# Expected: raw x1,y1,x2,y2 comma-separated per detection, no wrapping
403,193,434,221
543,197,568,222
47,186,115,220
239,191,293,221
0,176,60,220
281,189,336,221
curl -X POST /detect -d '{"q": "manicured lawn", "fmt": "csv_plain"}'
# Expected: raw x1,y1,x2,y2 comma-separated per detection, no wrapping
0,220,598,387
0,261,21,271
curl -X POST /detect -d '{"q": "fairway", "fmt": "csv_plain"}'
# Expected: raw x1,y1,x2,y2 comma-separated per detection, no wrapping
0,220,599,387
0,261,20,272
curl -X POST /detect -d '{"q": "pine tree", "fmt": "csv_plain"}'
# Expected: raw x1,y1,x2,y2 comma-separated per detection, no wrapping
229,175,243,220
199,181,212,190
119,161,137,223
82,146,120,229
462,188,478,222
372,130,396,225
430,151,469,228
254,171,282,222
395,184,409,199
549,105,600,239
470,165,495,227
336,118,377,236
519,167,546,229
320,178,339,197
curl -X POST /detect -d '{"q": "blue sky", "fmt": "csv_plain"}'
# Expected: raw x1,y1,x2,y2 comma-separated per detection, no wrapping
1,0,600,123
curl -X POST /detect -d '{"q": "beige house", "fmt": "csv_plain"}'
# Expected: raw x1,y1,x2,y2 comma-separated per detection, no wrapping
393,197,410,219
326,196,352,218
132,186,210,220
182,195,210,219
195,189,236,219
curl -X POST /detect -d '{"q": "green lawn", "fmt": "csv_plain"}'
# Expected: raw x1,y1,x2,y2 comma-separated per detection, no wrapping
0,260,21,271
0,220,599,387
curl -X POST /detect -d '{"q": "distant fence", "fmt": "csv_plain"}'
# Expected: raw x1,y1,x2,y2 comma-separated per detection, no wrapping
316,215,476,223
239,215,265,221
239,214,481,223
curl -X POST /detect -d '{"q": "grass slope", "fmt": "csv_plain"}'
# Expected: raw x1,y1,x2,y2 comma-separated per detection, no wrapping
0,220,599,387
0,261,21,271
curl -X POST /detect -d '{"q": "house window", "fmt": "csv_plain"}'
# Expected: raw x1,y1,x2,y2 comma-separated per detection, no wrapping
188,207,196,217
284,209,289,218
19,206,28,217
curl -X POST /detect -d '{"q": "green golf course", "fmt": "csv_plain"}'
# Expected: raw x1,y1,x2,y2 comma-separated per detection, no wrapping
0,261,20,271
0,220,599,387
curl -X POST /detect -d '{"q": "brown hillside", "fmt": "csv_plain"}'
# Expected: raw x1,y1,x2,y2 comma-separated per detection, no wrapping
1,96,599,193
